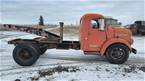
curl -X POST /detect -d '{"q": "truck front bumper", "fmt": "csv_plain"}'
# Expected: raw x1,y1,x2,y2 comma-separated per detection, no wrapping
131,48,137,54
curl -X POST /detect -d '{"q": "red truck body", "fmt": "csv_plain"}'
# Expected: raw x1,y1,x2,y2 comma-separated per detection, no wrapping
3,13,137,66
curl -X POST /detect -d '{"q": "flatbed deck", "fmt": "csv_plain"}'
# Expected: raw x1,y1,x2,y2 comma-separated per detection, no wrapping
8,37,80,50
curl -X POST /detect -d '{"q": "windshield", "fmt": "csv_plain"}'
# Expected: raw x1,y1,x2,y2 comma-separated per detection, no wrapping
105,18,121,27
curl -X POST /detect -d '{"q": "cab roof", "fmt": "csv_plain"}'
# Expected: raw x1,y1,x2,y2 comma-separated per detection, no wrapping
81,13,104,20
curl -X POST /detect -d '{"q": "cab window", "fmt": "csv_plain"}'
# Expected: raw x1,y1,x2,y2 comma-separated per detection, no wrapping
91,19,100,29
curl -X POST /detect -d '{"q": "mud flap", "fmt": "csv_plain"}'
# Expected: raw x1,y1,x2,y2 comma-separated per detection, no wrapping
132,48,137,54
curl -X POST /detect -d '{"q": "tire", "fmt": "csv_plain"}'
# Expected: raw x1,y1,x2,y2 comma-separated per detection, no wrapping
105,44,129,64
13,44,40,66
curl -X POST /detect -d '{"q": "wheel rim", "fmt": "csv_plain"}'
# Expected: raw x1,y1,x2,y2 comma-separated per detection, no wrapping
18,49,32,62
110,47,125,60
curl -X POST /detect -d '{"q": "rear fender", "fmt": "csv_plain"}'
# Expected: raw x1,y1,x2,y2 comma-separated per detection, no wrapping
100,38,131,56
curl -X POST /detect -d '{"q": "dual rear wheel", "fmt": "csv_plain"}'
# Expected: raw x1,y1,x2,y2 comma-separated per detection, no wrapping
13,44,47,66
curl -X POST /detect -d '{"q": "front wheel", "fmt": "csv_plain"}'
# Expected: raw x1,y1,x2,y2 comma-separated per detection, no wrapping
13,44,40,66
105,44,130,64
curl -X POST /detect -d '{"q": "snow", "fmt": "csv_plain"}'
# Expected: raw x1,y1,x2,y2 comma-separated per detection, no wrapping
0,31,145,81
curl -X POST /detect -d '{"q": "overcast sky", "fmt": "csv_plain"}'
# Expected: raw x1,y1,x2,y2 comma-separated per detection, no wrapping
1,0,145,25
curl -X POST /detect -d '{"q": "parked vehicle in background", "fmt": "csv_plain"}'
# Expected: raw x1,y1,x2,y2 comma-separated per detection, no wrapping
126,21,145,35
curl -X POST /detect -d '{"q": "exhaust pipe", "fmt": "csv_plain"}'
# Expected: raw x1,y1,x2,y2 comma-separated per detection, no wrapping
59,22,64,42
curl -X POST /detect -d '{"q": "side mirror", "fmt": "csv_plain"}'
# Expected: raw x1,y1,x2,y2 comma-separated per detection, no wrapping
99,19,105,31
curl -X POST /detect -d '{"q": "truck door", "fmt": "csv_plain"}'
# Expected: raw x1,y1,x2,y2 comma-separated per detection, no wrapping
87,19,106,51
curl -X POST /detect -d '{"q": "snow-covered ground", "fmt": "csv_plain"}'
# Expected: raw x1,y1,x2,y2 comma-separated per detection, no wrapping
0,31,145,81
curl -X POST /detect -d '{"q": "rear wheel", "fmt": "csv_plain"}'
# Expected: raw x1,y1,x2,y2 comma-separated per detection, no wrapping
105,44,130,64
13,44,40,66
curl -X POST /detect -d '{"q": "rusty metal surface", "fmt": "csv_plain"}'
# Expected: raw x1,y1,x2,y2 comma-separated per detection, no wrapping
3,24,60,39
8,37,60,44
59,22,64,43
2,24,80,50
2,24,62,45
8,37,80,49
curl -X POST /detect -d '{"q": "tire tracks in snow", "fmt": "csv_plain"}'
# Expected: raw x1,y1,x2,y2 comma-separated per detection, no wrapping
0,61,83,76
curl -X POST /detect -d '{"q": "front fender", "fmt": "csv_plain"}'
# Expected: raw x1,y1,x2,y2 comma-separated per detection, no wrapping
100,38,131,56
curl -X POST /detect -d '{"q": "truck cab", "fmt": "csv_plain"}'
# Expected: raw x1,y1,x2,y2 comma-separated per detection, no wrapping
80,13,136,64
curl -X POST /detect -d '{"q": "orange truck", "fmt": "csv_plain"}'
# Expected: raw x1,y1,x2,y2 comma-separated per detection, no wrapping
6,13,137,66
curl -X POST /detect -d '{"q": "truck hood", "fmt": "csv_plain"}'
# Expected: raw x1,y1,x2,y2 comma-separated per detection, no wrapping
113,27,132,44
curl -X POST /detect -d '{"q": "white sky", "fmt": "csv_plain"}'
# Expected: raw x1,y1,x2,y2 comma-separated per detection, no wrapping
1,0,145,25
